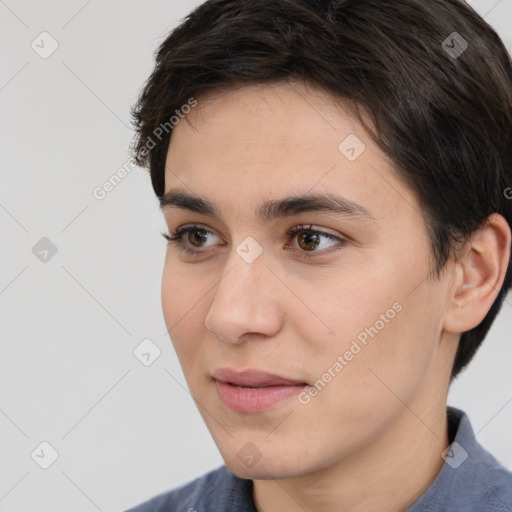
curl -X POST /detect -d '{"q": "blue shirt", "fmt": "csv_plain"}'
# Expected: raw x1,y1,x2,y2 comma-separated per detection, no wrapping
126,408,512,511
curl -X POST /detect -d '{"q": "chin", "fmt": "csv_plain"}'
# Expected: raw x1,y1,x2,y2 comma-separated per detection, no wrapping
225,457,299,481
217,438,316,481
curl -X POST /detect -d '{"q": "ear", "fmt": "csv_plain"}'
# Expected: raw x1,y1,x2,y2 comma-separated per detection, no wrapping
443,214,511,334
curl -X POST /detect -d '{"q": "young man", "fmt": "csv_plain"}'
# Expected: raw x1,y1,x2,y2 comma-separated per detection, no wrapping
127,0,512,510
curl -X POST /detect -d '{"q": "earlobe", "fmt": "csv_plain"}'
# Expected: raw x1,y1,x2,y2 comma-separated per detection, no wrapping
443,214,511,334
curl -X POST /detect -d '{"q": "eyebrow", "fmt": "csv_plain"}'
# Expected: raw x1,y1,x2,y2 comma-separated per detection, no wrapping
159,189,375,222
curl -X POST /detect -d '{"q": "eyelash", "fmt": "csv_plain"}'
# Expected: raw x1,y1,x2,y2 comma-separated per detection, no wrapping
161,224,346,260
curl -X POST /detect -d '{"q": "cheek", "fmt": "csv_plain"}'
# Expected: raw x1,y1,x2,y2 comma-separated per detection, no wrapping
321,289,439,415
290,264,403,351
161,260,209,363
294,260,437,395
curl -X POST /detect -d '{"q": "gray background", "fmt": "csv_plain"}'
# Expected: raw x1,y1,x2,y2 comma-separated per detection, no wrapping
0,1,511,511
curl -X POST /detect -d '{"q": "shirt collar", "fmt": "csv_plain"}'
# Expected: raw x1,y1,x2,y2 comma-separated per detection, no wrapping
406,406,511,511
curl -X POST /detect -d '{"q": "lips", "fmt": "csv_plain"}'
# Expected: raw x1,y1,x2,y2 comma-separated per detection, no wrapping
212,368,308,413
212,368,306,387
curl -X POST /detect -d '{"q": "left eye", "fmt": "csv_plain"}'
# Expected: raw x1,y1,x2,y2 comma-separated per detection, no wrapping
287,225,342,253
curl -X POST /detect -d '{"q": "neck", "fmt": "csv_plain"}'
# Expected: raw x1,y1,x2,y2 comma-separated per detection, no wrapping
252,397,449,512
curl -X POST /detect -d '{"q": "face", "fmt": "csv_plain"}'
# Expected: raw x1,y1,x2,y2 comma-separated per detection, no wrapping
161,81,455,480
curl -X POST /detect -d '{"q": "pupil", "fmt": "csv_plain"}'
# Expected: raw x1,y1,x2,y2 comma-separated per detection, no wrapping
189,230,208,246
298,232,319,251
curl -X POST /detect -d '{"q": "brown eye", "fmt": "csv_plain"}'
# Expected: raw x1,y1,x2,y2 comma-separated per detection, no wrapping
287,225,345,258
163,225,222,254
187,229,209,247
297,232,321,251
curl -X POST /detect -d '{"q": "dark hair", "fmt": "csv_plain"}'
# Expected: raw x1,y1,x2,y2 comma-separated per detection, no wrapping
130,0,512,379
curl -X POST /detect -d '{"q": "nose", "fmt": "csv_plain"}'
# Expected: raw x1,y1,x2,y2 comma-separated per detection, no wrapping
204,249,285,344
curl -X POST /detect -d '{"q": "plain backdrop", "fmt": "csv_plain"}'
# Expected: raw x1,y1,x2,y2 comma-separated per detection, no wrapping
1,1,511,511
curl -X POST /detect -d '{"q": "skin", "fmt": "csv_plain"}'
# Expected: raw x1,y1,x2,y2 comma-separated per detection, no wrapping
160,81,511,512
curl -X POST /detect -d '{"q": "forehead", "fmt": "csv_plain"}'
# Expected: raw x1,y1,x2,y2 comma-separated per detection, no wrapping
174,81,361,149
164,81,422,228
